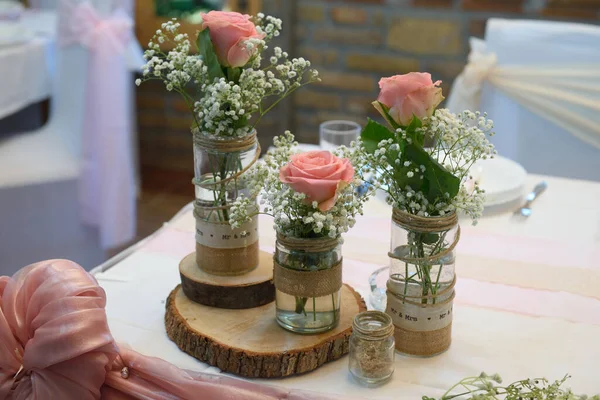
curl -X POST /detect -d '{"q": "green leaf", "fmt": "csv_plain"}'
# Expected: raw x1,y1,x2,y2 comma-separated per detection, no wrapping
404,116,425,147
295,297,308,315
403,144,460,204
232,114,248,129
196,28,225,81
226,67,242,84
391,163,423,191
360,118,395,154
417,232,440,245
374,101,401,130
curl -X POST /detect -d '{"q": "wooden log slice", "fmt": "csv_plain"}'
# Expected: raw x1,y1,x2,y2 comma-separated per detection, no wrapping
180,251,275,309
165,284,366,378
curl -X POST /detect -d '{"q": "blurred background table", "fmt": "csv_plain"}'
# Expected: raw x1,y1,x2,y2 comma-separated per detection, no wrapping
0,3,144,275
0,7,143,131
94,173,600,399
0,10,55,129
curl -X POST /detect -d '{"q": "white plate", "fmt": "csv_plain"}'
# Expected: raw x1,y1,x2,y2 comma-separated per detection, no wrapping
0,22,34,47
474,155,527,207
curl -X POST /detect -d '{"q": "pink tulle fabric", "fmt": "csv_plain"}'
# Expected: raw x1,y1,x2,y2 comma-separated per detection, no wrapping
0,260,350,399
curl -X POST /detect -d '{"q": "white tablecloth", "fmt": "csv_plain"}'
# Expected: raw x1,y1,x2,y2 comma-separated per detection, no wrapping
0,11,55,119
95,174,600,399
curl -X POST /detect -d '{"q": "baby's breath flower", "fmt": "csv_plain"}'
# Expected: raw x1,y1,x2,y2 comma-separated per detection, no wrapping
137,17,319,139
229,131,372,238
351,108,494,224
432,373,595,400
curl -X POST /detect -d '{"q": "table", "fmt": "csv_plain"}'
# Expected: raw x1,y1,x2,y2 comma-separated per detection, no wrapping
95,174,600,399
0,11,55,120
0,10,143,121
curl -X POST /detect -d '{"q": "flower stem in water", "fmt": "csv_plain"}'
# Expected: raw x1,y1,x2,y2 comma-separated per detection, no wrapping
295,297,308,316
331,293,336,322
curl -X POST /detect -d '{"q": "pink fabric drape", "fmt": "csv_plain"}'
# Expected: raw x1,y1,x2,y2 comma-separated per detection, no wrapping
0,260,354,399
60,1,136,249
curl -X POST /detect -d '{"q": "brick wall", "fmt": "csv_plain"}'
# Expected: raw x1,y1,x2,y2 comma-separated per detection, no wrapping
136,0,290,171
136,0,600,170
290,0,600,143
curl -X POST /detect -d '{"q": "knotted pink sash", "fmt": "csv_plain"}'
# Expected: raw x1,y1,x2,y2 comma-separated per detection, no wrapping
60,0,136,249
0,261,116,399
0,260,352,399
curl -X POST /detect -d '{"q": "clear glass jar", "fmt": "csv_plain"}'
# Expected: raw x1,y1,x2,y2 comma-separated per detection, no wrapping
274,237,342,334
193,132,258,223
349,311,395,385
387,208,458,357
193,131,260,275
388,212,458,306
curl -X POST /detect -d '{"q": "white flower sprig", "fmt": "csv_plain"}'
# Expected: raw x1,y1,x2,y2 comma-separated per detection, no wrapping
424,372,598,400
229,131,375,238
137,18,320,138
253,12,282,41
354,109,496,223
136,21,202,93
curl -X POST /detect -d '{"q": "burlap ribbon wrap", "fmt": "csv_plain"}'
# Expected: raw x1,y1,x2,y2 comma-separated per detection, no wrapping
391,207,458,234
191,130,261,276
386,208,459,357
273,235,342,298
192,129,260,153
193,203,259,276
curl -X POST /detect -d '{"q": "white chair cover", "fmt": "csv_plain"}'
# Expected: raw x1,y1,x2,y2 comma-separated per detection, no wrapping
28,0,130,11
58,0,136,248
447,19,600,182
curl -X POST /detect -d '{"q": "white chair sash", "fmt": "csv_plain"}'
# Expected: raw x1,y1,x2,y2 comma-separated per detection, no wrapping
59,0,136,249
448,37,600,150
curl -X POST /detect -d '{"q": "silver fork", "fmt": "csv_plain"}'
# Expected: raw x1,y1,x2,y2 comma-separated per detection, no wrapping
515,181,548,217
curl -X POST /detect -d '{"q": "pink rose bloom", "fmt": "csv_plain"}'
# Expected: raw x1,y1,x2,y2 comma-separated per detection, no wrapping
279,151,355,212
374,72,444,126
201,11,265,68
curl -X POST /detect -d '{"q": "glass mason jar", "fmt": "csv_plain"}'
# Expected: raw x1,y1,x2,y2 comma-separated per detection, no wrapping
274,235,342,334
193,130,260,275
193,130,258,213
386,208,458,357
349,311,395,386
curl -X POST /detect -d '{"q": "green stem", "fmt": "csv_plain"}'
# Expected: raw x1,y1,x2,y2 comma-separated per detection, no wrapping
252,80,316,130
417,239,432,304
206,153,224,222
440,377,477,399
295,296,308,316
403,261,409,300
219,153,230,221
169,85,201,129
432,265,443,304
331,293,336,322
313,297,317,322
430,231,449,303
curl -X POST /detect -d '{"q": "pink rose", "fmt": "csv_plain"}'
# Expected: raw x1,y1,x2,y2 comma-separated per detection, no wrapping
279,151,355,212
374,72,444,126
201,11,265,68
